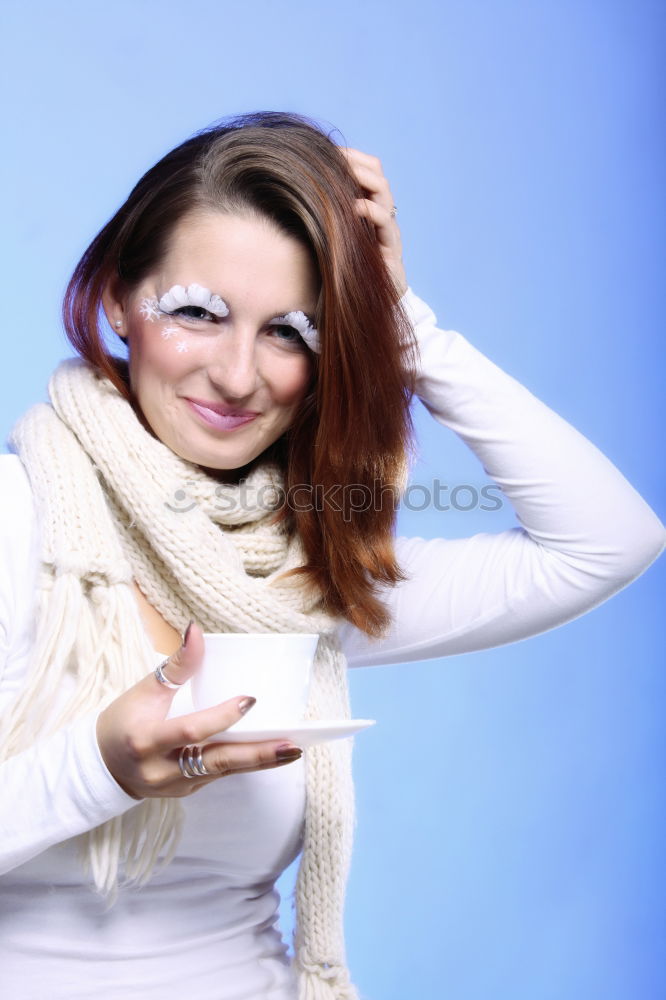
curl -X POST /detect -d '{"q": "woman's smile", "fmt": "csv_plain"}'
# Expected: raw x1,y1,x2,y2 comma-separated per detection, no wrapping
183,396,260,432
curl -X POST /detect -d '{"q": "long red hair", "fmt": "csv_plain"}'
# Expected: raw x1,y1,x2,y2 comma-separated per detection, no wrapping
62,112,417,636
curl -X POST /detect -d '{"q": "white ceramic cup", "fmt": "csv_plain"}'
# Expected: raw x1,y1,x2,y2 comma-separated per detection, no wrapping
192,633,320,731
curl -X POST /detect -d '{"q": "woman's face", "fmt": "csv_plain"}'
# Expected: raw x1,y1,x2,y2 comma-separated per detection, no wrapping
104,210,318,471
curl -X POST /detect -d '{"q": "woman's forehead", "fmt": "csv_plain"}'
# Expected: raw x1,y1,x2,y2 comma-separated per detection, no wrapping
152,210,319,312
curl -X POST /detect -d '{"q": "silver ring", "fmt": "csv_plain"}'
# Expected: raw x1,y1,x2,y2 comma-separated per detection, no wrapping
191,745,209,776
390,204,397,218
154,657,182,690
178,744,210,779
178,745,196,779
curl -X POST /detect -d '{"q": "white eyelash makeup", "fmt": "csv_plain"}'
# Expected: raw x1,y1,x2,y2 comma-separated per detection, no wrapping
158,283,229,318
274,311,320,354
137,290,320,354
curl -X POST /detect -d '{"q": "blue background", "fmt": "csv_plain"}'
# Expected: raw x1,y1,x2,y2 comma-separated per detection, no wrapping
1,2,664,998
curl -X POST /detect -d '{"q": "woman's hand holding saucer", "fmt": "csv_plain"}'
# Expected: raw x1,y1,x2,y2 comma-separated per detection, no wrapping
96,622,303,801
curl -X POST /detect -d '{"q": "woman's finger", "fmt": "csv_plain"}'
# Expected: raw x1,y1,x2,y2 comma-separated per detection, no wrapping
151,620,204,692
354,198,407,296
339,146,407,294
339,147,396,207
128,621,205,712
345,159,394,212
355,197,400,251
155,740,304,797
155,694,258,752
339,146,384,171
177,739,303,779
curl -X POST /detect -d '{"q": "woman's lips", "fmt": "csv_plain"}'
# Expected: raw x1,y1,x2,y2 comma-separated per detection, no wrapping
184,398,259,432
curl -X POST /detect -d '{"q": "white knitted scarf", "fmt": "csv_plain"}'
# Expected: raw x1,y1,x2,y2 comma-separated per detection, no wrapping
6,357,360,1000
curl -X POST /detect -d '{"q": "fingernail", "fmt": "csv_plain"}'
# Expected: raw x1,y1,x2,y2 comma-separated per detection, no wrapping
238,696,256,715
275,744,303,762
182,620,194,647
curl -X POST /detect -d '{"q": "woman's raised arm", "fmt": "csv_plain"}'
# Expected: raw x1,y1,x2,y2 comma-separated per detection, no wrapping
338,291,665,666
337,151,663,665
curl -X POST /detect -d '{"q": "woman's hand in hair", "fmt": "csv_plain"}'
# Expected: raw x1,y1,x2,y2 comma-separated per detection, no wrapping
340,146,407,298
96,622,303,800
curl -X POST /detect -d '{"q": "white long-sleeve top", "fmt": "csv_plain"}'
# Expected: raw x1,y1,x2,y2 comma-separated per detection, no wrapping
0,290,663,1000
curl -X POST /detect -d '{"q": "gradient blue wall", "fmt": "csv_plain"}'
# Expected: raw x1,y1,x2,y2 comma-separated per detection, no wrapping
1,2,663,998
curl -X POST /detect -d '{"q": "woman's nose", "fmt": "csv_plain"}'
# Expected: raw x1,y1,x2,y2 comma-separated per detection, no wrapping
206,330,260,400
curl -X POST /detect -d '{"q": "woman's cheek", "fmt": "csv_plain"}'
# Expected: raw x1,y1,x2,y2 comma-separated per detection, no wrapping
126,327,189,408
284,356,314,405
153,319,194,358
141,319,196,368
133,297,196,359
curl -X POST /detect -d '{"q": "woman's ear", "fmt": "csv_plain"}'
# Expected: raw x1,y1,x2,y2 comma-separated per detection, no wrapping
101,275,128,339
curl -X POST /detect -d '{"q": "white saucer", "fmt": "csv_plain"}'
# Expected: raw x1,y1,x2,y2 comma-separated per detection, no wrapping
206,719,376,747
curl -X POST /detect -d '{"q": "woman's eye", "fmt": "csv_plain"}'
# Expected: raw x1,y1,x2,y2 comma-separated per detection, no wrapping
270,324,303,344
171,305,214,321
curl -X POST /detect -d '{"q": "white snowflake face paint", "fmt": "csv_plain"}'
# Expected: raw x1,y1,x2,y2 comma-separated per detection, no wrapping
139,297,161,321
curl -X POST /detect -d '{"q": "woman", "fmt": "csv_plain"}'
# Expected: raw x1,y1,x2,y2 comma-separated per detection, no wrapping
0,111,663,1000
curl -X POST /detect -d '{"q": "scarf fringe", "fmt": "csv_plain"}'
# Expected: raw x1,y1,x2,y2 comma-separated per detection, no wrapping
82,799,185,905
295,956,360,1000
